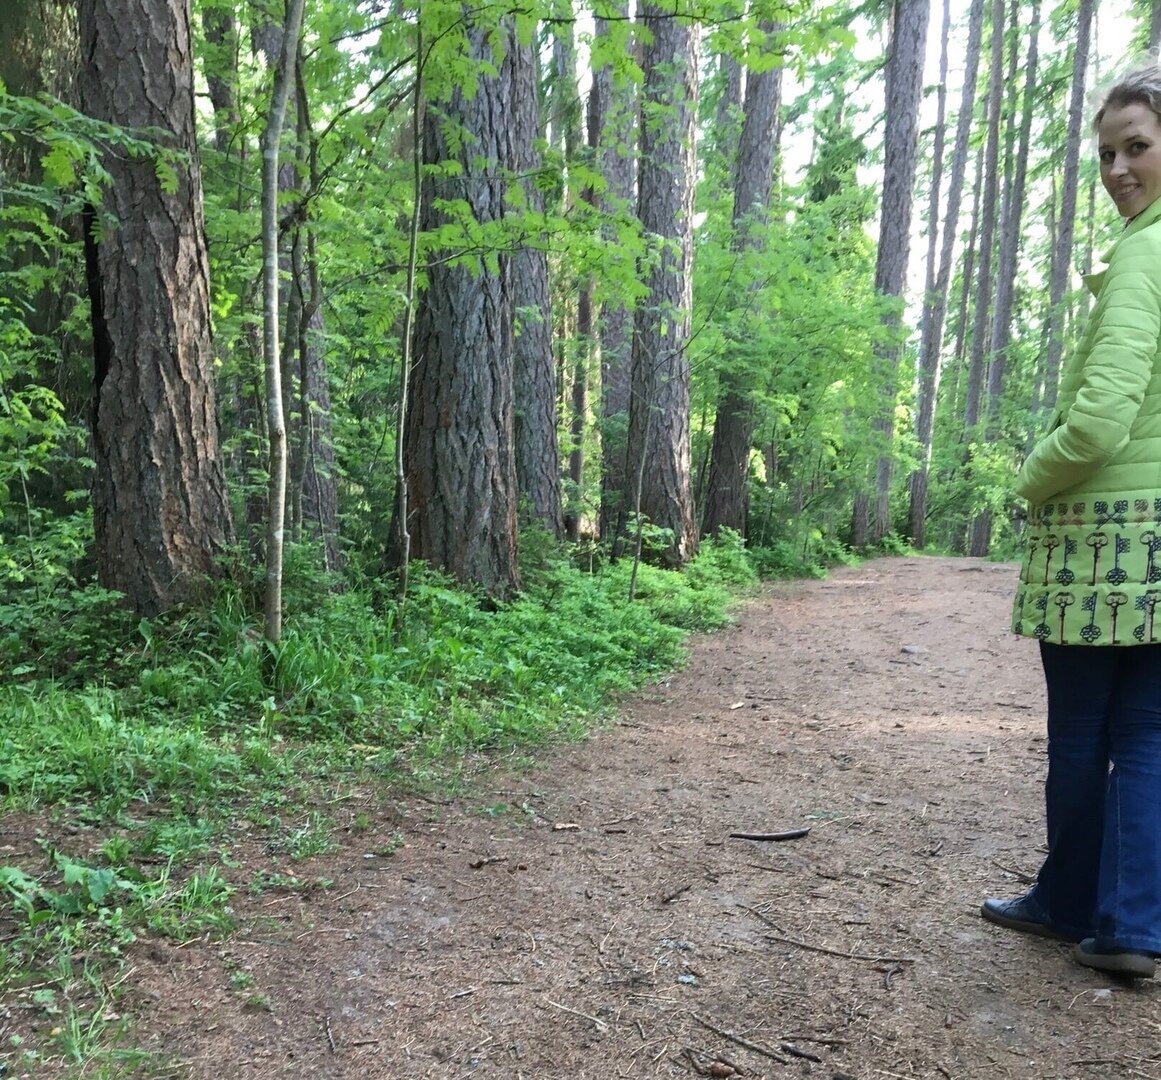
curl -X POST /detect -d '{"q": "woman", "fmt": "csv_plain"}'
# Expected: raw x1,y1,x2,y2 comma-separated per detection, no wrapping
990,66,1161,979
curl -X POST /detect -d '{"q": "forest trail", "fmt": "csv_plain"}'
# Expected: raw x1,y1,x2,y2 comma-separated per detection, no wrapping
133,556,1161,1079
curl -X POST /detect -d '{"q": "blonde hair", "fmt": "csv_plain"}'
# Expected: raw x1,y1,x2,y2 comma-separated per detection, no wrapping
1093,63,1161,130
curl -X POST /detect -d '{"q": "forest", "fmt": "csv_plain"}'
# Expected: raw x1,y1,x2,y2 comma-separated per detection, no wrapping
0,0,1157,1072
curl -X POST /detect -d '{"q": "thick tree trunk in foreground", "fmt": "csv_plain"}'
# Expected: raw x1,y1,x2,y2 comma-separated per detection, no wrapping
401,18,521,598
625,4,699,567
79,0,233,616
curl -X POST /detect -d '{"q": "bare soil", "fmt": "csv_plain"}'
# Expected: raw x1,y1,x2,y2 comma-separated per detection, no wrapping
17,556,1161,1079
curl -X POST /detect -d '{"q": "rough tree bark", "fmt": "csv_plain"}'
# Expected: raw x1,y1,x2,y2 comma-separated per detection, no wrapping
593,4,637,544
962,0,1005,434
290,59,343,575
968,0,1040,556
399,16,521,598
624,3,699,567
858,0,930,546
550,4,588,543
701,21,783,540
1041,0,1093,416
79,0,233,616
909,0,979,547
509,19,564,539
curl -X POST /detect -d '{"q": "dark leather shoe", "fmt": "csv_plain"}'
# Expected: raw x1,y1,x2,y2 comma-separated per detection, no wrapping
1074,938,1155,978
980,894,1075,941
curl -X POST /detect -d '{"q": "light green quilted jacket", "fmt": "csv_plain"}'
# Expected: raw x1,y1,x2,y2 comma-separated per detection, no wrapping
1012,195,1161,645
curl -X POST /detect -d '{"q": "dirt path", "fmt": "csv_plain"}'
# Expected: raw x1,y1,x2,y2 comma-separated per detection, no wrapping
133,556,1161,1079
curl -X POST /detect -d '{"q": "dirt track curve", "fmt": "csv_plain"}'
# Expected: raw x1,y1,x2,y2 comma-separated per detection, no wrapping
130,556,1161,1080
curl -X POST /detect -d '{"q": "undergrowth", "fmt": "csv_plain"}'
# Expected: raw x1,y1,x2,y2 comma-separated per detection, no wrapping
0,530,762,1077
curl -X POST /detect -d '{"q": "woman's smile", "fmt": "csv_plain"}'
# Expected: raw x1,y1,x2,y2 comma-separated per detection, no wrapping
1098,101,1161,219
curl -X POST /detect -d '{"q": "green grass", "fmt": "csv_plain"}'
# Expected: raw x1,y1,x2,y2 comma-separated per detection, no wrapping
0,534,756,1075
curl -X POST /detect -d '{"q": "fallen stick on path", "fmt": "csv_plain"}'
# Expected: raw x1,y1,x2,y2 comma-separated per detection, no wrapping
739,905,918,964
692,1015,788,1065
728,828,811,842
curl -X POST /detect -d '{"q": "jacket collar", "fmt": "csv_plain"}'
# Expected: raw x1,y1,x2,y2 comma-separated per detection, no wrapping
1084,195,1161,296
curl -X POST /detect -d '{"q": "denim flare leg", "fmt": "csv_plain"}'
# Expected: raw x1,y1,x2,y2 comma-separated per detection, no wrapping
1032,642,1161,953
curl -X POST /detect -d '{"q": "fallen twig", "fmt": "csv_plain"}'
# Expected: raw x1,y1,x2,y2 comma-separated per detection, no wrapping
663,883,693,903
779,1042,822,1063
765,932,917,965
469,855,508,869
545,998,608,1031
729,828,811,842
322,1014,336,1053
692,1014,788,1065
740,905,917,964
991,859,1036,884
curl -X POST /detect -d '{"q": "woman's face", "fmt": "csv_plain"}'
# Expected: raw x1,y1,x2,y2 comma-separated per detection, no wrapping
1098,101,1161,219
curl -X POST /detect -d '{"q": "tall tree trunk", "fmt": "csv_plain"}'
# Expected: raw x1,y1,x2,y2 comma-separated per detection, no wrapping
79,0,233,616
909,0,979,547
702,21,783,539
970,0,1038,557
625,3,699,567
984,0,1039,425
962,0,1004,434
569,291,592,542
296,231,343,574
399,16,521,598
948,144,985,424
865,0,930,544
291,57,343,574
593,5,637,545
711,53,744,168
1151,0,1161,52
508,24,564,539
1041,0,1093,417
554,5,590,544
201,2,238,156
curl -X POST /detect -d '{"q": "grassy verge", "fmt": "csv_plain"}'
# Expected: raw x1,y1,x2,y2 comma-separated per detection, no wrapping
0,533,758,1077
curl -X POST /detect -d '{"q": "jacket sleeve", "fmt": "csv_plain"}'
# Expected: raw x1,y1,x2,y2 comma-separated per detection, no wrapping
1016,236,1161,505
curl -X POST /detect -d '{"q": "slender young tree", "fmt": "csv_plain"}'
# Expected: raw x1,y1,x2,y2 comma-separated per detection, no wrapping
78,0,233,616
625,3,700,567
259,0,307,642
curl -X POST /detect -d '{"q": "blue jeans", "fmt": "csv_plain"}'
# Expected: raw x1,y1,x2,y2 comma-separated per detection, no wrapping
1031,642,1161,953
